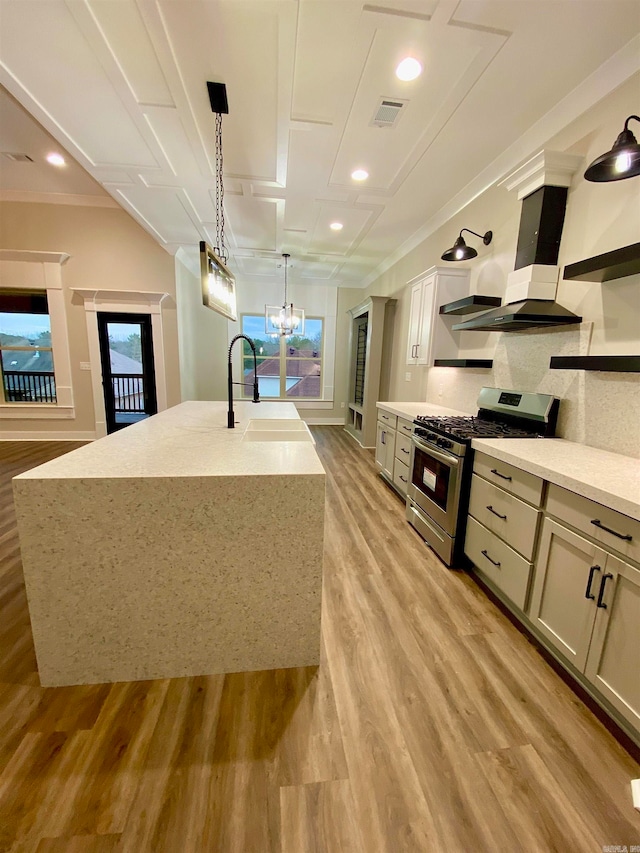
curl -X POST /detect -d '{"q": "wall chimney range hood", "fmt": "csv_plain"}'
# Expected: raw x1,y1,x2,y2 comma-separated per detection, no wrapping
453,151,583,332
451,298,581,332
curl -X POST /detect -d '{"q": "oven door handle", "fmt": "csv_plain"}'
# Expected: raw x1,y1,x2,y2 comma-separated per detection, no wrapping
412,436,459,468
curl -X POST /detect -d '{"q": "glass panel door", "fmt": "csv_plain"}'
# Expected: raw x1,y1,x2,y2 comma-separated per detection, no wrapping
97,312,157,433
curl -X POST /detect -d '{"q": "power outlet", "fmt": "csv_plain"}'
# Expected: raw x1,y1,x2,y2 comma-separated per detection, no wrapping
80,362,91,371
632,778,640,812
340,402,345,408
405,372,411,382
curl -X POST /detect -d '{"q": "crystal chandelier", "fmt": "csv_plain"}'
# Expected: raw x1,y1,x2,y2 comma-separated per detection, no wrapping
265,253,305,336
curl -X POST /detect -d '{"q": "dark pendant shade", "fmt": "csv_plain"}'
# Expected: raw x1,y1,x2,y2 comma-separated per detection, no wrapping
441,228,492,262
584,115,640,182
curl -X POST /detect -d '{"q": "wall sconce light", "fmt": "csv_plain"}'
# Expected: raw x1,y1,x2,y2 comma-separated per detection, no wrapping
584,115,640,182
441,228,493,262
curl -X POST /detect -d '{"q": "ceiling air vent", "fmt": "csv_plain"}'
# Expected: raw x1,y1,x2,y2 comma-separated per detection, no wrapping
370,98,407,128
1,152,34,162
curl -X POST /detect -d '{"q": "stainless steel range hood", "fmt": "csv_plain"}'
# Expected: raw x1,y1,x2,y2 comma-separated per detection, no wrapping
452,298,582,332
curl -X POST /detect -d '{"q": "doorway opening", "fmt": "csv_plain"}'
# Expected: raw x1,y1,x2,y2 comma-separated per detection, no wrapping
97,312,157,433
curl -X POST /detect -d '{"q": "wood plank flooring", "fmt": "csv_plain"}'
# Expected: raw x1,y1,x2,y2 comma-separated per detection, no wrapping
0,429,639,852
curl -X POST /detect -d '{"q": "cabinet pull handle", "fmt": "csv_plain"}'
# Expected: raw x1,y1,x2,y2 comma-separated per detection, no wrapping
400,475,407,483
486,505,507,520
381,432,385,445
585,564,601,600
490,468,512,481
481,549,501,567
596,573,613,609
414,344,420,357
402,448,410,454
403,425,412,432
590,518,632,541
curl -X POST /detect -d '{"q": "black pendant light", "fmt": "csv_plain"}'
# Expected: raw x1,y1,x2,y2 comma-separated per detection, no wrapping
584,115,640,182
441,228,492,262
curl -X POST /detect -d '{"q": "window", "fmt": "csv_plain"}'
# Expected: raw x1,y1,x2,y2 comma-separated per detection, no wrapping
0,292,56,403
240,314,324,400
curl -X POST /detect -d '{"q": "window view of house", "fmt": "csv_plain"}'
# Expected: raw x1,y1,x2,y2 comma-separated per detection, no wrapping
240,314,323,399
0,292,56,403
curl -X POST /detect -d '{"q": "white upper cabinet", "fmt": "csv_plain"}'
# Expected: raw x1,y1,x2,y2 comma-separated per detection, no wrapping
405,267,470,366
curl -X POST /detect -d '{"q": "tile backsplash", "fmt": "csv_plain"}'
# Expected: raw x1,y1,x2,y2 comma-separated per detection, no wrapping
426,323,640,459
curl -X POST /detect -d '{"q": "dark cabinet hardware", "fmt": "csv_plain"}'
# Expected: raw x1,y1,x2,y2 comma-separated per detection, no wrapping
381,432,385,445
596,573,614,609
490,468,512,481
585,564,601,600
590,518,632,541
400,475,407,483
481,549,501,567
402,448,410,455
402,425,412,432
486,505,507,520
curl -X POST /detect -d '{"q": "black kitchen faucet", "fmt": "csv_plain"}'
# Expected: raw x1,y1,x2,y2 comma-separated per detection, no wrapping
227,334,260,428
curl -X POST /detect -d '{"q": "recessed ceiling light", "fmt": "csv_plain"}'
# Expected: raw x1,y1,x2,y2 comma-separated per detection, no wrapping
330,222,343,231
46,152,66,167
396,57,422,81
351,169,368,181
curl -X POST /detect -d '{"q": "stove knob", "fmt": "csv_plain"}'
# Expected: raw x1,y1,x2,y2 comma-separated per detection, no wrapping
426,432,437,441
438,438,453,449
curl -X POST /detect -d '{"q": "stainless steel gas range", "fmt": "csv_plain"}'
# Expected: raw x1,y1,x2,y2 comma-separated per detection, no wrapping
406,387,559,567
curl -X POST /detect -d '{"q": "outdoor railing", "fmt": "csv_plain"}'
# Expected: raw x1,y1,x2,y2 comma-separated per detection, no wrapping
3,370,56,402
112,373,144,412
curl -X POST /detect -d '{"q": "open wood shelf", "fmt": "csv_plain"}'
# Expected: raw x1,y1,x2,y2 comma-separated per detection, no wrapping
562,243,640,283
549,356,640,372
433,359,494,368
439,295,502,315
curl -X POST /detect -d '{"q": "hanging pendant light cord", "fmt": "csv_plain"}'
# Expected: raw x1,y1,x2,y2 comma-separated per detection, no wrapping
283,253,289,306
214,112,228,264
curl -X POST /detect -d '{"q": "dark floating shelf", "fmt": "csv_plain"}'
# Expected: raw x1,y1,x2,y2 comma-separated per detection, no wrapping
433,359,494,368
549,356,640,373
563,242,640,283
439,295,502,315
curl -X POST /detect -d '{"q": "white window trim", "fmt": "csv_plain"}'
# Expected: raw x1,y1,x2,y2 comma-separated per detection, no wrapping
71,288,171,438
238,313,331,403
0,250,74,418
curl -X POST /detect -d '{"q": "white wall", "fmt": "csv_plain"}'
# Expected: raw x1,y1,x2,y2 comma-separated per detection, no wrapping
174,250,229,403
349,73,640,458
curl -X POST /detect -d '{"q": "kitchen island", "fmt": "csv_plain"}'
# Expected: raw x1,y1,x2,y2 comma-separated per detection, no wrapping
13,401,325,687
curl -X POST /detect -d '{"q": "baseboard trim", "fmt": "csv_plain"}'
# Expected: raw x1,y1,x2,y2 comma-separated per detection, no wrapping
0,431,96,441
302,417,345,425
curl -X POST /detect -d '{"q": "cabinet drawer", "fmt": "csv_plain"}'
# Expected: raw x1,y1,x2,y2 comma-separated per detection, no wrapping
546,483,640,564
469,475,541,560
465,516,532,611
474,452,544,506
397,417,415,438
395,432,413,463
377,409,397,430
393,458,410,495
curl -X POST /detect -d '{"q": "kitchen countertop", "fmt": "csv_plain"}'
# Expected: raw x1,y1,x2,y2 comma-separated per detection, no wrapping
15,400,325,480
376,400,472,420
472,438,640,521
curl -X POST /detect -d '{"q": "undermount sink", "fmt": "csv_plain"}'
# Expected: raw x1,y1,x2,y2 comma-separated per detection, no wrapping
242,418,315,443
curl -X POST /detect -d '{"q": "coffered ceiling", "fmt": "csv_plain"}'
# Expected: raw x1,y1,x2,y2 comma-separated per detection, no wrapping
0,0,638,288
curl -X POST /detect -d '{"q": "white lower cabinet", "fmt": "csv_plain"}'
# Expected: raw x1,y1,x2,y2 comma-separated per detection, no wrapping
530,517,640,733
375,420,396,480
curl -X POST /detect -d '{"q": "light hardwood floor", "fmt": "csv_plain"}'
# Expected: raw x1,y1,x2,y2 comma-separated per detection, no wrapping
0,430,639,852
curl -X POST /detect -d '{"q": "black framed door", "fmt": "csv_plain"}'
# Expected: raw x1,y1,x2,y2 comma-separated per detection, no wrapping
97,312,158,433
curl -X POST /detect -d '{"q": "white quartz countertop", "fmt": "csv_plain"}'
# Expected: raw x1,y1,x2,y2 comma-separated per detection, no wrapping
15,401,325,480
376,400,472,420
472,438,640,521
